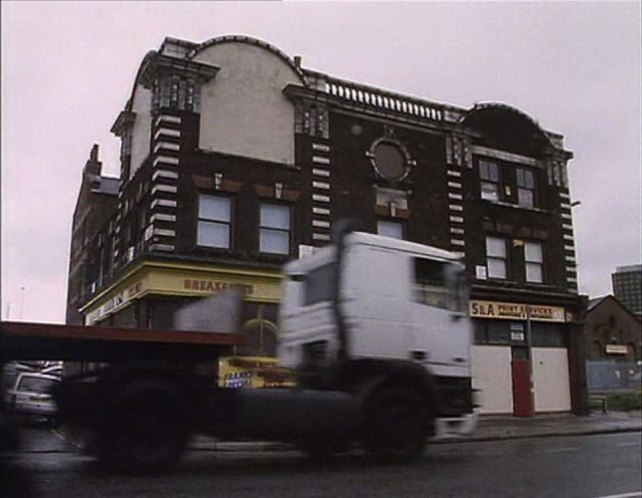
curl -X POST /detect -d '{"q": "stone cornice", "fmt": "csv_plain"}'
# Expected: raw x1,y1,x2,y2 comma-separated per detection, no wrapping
138,53,220,89
110,110,136,136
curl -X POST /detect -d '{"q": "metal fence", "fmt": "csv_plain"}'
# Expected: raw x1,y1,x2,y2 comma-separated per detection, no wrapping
586,360,642,394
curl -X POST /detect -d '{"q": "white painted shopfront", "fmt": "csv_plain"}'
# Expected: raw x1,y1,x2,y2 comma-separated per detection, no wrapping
470,299,572,415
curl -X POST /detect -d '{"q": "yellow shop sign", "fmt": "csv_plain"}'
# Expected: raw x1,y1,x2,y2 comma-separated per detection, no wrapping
470,300,566,323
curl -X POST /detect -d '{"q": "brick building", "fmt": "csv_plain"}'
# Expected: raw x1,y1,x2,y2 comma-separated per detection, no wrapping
66,144,119,325
66,35,587,414
585,295,641,361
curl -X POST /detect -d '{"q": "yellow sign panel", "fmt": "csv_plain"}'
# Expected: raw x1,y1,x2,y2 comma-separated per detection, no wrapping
83,261,282,325
85,279,146,325
148,268,281,303
469,300,567,323
218,356,295,388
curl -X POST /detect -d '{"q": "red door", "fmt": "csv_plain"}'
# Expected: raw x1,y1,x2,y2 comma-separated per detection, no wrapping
511,359,534,417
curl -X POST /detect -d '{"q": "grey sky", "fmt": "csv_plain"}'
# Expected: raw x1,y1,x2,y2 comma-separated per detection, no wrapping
2,1,640,323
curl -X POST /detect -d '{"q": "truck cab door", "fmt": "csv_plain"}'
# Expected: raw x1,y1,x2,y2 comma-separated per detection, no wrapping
410,258,471,378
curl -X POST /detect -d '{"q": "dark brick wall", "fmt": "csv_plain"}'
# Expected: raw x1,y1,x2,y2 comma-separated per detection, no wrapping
66,149,118,325
584,297,642,360
327,112,450,248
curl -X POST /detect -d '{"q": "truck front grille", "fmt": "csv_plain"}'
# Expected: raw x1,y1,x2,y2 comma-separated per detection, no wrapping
303,340,327,367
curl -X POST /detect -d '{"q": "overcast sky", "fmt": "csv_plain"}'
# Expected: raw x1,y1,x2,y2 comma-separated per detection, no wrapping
1,1,640,323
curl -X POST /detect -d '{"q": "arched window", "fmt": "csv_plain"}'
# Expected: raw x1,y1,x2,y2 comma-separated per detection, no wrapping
241,316,278,357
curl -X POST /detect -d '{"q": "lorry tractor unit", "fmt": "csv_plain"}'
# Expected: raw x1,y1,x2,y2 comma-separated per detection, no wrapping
0,221,478,472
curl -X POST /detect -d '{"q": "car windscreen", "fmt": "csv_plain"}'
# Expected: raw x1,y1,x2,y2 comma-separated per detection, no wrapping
18,377,57,393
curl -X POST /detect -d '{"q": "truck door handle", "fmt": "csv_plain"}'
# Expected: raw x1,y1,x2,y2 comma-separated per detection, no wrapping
411,351,427,361
452,357,466,363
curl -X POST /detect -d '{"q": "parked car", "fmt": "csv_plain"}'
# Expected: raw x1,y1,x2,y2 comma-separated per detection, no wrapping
2,363,36,404
6,373,60,421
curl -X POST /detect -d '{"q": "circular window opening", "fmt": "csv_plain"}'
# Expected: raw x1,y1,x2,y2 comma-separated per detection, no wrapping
372,141,407,181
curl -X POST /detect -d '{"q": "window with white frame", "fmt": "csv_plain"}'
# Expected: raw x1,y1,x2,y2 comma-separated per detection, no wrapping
525,241,544,283
260,204,290,255
479,159,501,202
377,220,404,239
486,236,508,279
516,167,536,208
197,195,231,249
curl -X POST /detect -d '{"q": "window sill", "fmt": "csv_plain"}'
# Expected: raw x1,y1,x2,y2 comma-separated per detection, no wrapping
481,199,551,214
258,252,291,261
195,245,232,253
475,278,519,285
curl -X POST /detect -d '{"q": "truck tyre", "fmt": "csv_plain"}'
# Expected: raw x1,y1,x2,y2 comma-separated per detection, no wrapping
97,379,189,474
363,387,430,462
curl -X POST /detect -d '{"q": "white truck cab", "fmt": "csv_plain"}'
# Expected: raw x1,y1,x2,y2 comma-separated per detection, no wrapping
279,230,477,440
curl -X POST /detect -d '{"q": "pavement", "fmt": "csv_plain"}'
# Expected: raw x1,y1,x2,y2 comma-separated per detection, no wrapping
8,410,641,454
191,410,642,452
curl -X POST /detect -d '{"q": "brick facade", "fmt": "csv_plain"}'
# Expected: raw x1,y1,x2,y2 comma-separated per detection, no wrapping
66,35,587,413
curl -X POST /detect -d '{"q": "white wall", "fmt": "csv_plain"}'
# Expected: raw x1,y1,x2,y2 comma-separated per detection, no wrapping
471,345,514,414
532,347,571,412
193,42,302,165
129,84,152,179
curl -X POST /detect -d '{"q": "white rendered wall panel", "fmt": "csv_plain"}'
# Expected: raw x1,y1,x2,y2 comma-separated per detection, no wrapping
532,347,571,412
471,345,514,414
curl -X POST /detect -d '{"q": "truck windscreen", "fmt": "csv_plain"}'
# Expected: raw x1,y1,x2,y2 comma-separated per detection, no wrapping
304,263,337,306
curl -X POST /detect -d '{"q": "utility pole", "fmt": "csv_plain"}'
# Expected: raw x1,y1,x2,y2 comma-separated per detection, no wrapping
19,286,26,320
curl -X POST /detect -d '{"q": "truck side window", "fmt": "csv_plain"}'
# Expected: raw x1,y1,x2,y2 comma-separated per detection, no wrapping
304,263,336,306
453,270,469,313
414,258,449,310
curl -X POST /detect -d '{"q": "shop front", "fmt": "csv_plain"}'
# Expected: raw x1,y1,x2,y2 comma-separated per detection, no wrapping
80,259,283,359
470,299,573,416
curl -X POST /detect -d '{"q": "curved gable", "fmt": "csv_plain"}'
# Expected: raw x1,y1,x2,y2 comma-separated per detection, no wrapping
462,103,554,158
189,36,304,165
188,35,305,83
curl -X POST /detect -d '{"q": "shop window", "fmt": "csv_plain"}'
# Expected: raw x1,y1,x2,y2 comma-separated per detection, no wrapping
413,258,448,310
516,167,536,208
525,241,544,283
240,304,279,357
198,195,232,249
378,220,404,239
479,159,501,202
531,323,566,347
487,321,511,344
486,236,508,280
473,321,488,344
260,203,290,255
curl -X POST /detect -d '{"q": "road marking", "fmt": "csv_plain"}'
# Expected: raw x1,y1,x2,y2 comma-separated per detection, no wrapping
615,442,640,447
591,493,642,498
536,446,579,454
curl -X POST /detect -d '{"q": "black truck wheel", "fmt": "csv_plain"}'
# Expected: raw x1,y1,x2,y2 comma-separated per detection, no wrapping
97,379,189,474
363,387,430,462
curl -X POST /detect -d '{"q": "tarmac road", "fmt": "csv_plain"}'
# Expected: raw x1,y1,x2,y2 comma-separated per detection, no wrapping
6,428,642,498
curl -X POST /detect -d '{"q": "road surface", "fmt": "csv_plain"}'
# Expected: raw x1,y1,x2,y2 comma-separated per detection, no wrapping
6,427,642,498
